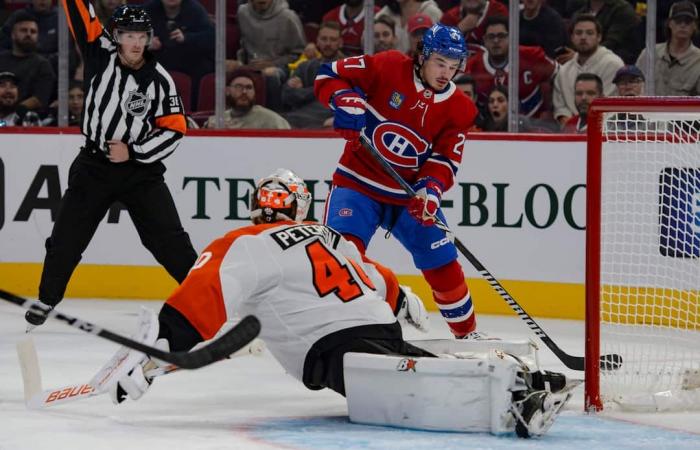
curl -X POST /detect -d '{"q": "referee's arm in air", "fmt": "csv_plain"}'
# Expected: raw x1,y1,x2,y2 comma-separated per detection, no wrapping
27,1,197,329
62,0,186,163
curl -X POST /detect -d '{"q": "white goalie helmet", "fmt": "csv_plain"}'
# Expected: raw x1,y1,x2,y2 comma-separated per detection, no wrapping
250,168,312,224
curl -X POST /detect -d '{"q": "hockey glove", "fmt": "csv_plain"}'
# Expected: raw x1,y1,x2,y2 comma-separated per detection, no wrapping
330,88,366,144
407,177,442,226
110,338,169,404
396,285,430,332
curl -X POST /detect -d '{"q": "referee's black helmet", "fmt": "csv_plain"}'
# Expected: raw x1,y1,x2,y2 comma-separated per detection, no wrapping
109,5,153,43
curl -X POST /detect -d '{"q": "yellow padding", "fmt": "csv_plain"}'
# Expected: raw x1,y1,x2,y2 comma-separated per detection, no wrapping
397,275,585,320
601,285,700,330
0,263,585,319
0,263,177,300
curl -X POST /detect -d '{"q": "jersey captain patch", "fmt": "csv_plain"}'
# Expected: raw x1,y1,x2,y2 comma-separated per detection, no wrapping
124,91,150,116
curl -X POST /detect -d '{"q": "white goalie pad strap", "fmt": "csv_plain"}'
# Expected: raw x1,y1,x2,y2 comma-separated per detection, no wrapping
343,351,523,434
407,338,535,358
89,307,159,392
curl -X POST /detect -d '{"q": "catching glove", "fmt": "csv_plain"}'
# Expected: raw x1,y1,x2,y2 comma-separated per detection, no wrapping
407,177,442,226
330,88,366,143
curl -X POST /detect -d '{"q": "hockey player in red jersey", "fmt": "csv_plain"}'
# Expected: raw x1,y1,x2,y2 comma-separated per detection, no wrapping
314,24,484,339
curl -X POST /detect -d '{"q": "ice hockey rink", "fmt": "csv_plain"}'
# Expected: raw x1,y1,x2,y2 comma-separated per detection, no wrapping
1,299,700,450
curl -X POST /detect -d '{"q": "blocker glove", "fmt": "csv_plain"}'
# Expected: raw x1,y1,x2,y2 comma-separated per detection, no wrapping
407,177,442,226
330,88,366,144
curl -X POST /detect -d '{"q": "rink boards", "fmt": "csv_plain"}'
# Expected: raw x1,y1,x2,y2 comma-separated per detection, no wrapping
0,129,589,319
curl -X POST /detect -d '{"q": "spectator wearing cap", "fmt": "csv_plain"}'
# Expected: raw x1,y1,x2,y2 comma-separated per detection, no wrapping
0,11,55,111
573,0,641,64
440,0,508,46
376,0,443,54
407,13,433,57
204,70,290,130
0,0,58,59
323,1,380,56
613,65,645,96
0,71,20,126
520,0,567,59
636,0,700,96
607,65,650,131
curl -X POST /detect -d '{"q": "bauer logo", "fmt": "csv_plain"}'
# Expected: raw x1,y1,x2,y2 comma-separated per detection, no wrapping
658,167,700,258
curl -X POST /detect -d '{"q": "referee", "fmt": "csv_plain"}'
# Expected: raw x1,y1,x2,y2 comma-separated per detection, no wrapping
26,1,198,328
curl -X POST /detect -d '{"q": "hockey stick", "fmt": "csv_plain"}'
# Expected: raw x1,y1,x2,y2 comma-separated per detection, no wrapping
16,336,266,409
358,134,622,371
0,289,261,370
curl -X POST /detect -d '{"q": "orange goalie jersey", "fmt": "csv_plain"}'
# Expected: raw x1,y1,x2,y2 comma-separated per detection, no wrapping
165,221,399,383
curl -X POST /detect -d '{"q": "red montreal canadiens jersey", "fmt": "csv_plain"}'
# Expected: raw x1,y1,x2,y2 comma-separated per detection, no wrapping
322,4,379,56
440,0,509,45
314,50,478,204
465,46,557,117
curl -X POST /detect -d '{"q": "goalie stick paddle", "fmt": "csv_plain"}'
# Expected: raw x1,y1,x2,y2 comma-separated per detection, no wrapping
0,289,261,370
16,336,266,409
358,134,622,372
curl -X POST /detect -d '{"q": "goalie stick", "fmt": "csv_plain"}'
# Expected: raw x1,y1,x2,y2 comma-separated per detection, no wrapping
16,336,266,409
0,289,261,370
358,134,622,372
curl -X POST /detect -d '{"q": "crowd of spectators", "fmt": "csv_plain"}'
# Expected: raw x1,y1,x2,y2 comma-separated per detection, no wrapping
0,0,698,132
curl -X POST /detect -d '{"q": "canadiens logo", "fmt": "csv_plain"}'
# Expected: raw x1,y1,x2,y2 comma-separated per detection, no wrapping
124,91,149,117
339,208,353,217
372,122,430,168
397,358,417,372
389,91,404,109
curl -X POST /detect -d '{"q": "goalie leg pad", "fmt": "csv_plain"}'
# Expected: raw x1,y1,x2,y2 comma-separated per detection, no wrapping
344,349,574,437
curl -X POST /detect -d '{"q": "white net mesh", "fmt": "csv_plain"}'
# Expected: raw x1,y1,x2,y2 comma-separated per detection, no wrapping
598,111,700,411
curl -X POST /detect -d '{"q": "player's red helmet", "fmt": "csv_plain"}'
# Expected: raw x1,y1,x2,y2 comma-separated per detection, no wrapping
250,169,312,224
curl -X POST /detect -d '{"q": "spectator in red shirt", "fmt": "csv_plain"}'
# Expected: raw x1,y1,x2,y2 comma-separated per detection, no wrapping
440,0,508,46
465,16,558,118
323,0,379,56
562,72,603,133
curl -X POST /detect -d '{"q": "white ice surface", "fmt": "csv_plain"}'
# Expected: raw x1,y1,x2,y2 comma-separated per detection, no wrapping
1,299,699,450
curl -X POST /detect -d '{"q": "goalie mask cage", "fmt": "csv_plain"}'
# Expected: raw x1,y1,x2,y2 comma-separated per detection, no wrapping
585,98,700,412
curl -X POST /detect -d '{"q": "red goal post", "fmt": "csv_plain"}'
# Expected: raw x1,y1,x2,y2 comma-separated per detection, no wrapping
585,97,700,412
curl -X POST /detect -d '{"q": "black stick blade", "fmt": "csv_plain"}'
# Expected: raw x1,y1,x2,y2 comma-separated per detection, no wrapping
600,353,623,371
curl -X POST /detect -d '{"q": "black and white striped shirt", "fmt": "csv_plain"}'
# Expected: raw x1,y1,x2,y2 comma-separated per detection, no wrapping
63,0,186,163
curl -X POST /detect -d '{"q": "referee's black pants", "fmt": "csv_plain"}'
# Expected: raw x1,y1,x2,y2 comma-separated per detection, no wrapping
38,146,198,307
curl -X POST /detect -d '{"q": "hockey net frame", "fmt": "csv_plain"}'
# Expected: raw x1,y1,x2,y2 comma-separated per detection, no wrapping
585,97,700,412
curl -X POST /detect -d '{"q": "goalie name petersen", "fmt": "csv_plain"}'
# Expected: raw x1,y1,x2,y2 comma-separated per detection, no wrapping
270,224,341,250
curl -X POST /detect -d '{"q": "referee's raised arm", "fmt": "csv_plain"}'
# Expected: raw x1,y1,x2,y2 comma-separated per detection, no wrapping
61,0,104,53
27,3,197,330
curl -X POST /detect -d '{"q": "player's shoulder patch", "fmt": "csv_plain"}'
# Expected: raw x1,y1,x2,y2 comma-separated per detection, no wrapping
389,91,405,110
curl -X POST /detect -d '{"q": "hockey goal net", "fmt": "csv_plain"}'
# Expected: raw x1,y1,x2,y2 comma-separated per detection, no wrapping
585,98,700,412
